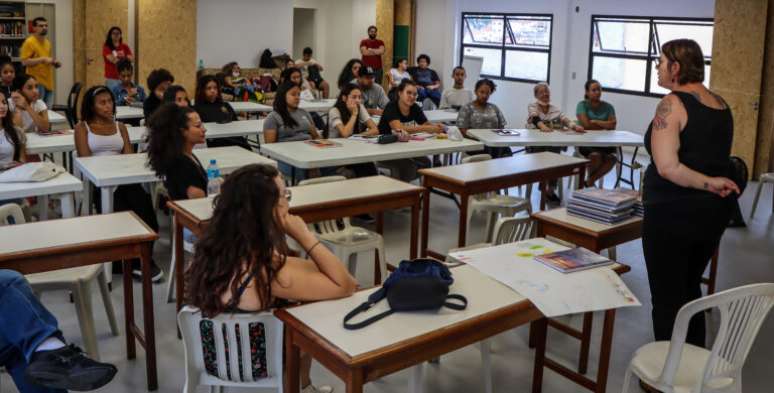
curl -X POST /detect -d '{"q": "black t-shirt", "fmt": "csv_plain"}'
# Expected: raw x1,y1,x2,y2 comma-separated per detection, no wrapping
143,94,161,118
164,155,207,201
377,101,428,135
194,101,237,124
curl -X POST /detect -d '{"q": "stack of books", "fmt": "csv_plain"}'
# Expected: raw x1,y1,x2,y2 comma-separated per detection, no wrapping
567,188,638,224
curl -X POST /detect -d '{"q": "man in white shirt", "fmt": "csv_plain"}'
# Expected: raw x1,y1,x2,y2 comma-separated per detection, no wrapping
439,66,474,110
295,47,330,98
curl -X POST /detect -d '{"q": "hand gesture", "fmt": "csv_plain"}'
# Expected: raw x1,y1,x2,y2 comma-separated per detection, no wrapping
573,125,586,133
280,212,311,241
704,177,740,197
11,92,27,110
346,97,359,113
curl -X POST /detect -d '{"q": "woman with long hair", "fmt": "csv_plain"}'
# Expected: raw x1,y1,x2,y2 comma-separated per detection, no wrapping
456,78,511,158
186,164,356,393
328,83,378,180
103,26,134,90
337,59,363,89
0,91,24,168
575,79,618,186
11,74,49,133
192,74,249,149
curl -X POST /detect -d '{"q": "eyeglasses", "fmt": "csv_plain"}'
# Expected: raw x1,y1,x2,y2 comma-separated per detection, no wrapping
284,189,292,201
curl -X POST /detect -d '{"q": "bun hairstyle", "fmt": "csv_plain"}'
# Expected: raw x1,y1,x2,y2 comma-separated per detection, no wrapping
661,39,705,85
584,79,600,100
474,78,496,93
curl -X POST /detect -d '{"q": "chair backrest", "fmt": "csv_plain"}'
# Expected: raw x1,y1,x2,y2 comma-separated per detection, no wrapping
67,82,83,128
0,203,25,226
461,154,492,164
297,176,350,234
491,215,535,245
659,283,774,391
178,305,284,390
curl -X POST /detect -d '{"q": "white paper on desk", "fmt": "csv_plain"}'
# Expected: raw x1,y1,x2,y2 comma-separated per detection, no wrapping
0,162,64,183
449,238,640,317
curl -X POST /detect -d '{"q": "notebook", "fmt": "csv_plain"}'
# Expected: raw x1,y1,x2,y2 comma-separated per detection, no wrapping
304,139,341,148
534,247,613,273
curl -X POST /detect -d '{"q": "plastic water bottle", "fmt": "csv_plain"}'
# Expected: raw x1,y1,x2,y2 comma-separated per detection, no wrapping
197,59,204,71
206,159,223,195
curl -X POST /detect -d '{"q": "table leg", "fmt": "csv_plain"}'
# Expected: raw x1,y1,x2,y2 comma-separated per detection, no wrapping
539,182,546,211
59,193,75,218
123,259,136,360
578,312,594,374
374,212,384,284
38,195,49,220
531,318,548,393
346,368,365,393
458,192,469,247
141,243,158,391
174,217,185,313
420,187,431,258
577,168,587,191
410,196,419,259
285,329,300,393
101,186,115,214
594,309,616,393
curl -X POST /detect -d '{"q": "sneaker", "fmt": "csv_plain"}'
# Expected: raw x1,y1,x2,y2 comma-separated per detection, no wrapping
301,384,334,393
131,259,165,283
25,344,117,391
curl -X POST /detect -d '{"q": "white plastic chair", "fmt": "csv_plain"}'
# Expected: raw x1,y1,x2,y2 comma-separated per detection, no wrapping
178,306,283,393
166,221,195,303
622,283,774,393
0,203,118,360
298,176,386,285
749,172,774,219
462,154,531,244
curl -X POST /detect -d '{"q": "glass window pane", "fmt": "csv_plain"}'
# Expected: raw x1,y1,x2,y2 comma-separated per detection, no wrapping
463,46,503,76
504,50,549,81
591,56,647,92
593,20,650,54
463,16,504,46
649,63,711,95
655,22,713,59
507,17,551,48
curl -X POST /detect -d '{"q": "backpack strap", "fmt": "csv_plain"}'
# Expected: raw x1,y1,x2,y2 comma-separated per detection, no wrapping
343,302,394,330
444,294,468,310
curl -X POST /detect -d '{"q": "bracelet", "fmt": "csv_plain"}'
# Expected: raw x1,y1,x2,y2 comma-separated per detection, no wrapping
305,241,321,258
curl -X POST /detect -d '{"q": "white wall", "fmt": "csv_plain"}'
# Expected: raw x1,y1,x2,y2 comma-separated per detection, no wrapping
197,0,293,68
416,0,715,133
293,8,316,60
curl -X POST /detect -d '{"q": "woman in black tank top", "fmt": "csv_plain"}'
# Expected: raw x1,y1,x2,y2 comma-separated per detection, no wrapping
642,39,740,349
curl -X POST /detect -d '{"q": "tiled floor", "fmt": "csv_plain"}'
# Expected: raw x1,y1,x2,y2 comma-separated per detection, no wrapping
4,166,773,393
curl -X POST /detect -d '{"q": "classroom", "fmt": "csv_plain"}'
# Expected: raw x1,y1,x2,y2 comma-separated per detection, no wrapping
0,0,773,392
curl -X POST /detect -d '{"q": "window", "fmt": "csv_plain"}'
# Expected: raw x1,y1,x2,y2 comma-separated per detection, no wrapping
588,15,713,97
460,13,553,83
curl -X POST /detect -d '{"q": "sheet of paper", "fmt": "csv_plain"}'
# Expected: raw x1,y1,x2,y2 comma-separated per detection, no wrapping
448,238,640,317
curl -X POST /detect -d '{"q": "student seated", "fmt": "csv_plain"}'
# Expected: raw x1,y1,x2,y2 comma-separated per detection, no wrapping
575,79,618,187
184,164,356,393
526,82,584,203
440,66,473,110
162,85,190,107
281,67,316,100
74,85,162,282
193,75,250,150
0,269,117,393
387,58,411,90
221,62,255,101
328,83,379,178
11,74,49,133
377,79,444,181
456,78,511,158
0,56,15,98
143,68,174,118
0,91,25,169
336,59,363,90
408,54,441,107
295,47,330,99
357,67,389,116
110,59,146,106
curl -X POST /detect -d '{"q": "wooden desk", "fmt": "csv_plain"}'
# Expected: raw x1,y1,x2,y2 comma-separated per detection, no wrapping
0,212,160,390
419,152,588,259
167,176,424,313
532,207,642,253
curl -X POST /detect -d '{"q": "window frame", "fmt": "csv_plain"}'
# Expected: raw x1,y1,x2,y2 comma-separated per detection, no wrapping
460,12,554,84
587,15,713,98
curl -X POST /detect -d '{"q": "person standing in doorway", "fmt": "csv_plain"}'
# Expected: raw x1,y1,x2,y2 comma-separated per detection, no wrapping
360,25,385,85
20,17,59,107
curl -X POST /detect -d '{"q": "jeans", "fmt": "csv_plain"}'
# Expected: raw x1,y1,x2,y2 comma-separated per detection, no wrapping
105,78,121,92
417,86,441,107
0,270,66,393
36,85,53,107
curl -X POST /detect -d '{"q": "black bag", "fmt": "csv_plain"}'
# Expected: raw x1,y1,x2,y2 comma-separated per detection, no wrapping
377,134,398,144
343,259,467,330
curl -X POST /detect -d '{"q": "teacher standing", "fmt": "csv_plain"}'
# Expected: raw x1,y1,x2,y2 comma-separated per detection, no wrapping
103,26,134,91
642,39,739,348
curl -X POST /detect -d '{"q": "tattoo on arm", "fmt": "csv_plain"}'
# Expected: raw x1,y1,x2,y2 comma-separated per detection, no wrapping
652,98,671,130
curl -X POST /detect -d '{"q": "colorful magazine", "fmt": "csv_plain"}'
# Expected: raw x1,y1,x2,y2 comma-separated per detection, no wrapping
534,247,613,273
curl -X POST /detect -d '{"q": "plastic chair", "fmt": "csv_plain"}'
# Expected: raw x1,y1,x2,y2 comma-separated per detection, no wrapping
298,176,386,285
462,154,531,244
166,219,195,303
749,172,774,219
622,283,774,393
51,82,83,129
178,306,283,393
0,203,118,360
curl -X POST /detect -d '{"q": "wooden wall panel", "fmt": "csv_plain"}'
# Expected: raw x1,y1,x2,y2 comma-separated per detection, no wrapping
710,0,768,173
376,0,394,86
85,0,128,89
73,0,86,87
755,0,774,176
137,0,197,95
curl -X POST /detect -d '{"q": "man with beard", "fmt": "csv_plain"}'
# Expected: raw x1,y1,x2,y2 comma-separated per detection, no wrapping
20,17,60,106
359,25,385,86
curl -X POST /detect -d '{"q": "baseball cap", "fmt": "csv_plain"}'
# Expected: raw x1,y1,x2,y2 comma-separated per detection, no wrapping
361,67,375,77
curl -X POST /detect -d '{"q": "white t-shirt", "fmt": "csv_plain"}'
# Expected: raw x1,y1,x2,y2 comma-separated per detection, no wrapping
389,68,411,88
439,87,474,109
328,104,370,138
0,129,16,165
18,99,48,133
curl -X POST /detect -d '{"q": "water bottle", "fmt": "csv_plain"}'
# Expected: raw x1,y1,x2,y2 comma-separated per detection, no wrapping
206,159,223,195
197,59,204,71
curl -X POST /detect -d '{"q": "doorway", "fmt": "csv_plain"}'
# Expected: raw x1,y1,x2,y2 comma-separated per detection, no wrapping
292,7,316,61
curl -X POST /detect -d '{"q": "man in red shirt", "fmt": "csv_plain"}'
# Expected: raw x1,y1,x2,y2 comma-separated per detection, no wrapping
359,25,385,85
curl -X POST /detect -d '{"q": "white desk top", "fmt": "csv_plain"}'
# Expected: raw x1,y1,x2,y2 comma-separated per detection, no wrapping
286,265,526,357
115,105,144,120
260,137,483,169
424,109,459,123
534,207,642,232
420,152,588,184
467,129,644,147
26,120,263,155
229,101,271,113
75,146,276,187
230,99,336,113
48,110,67,125
0,170,82,200
173,175,421,222
0,212,153,256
